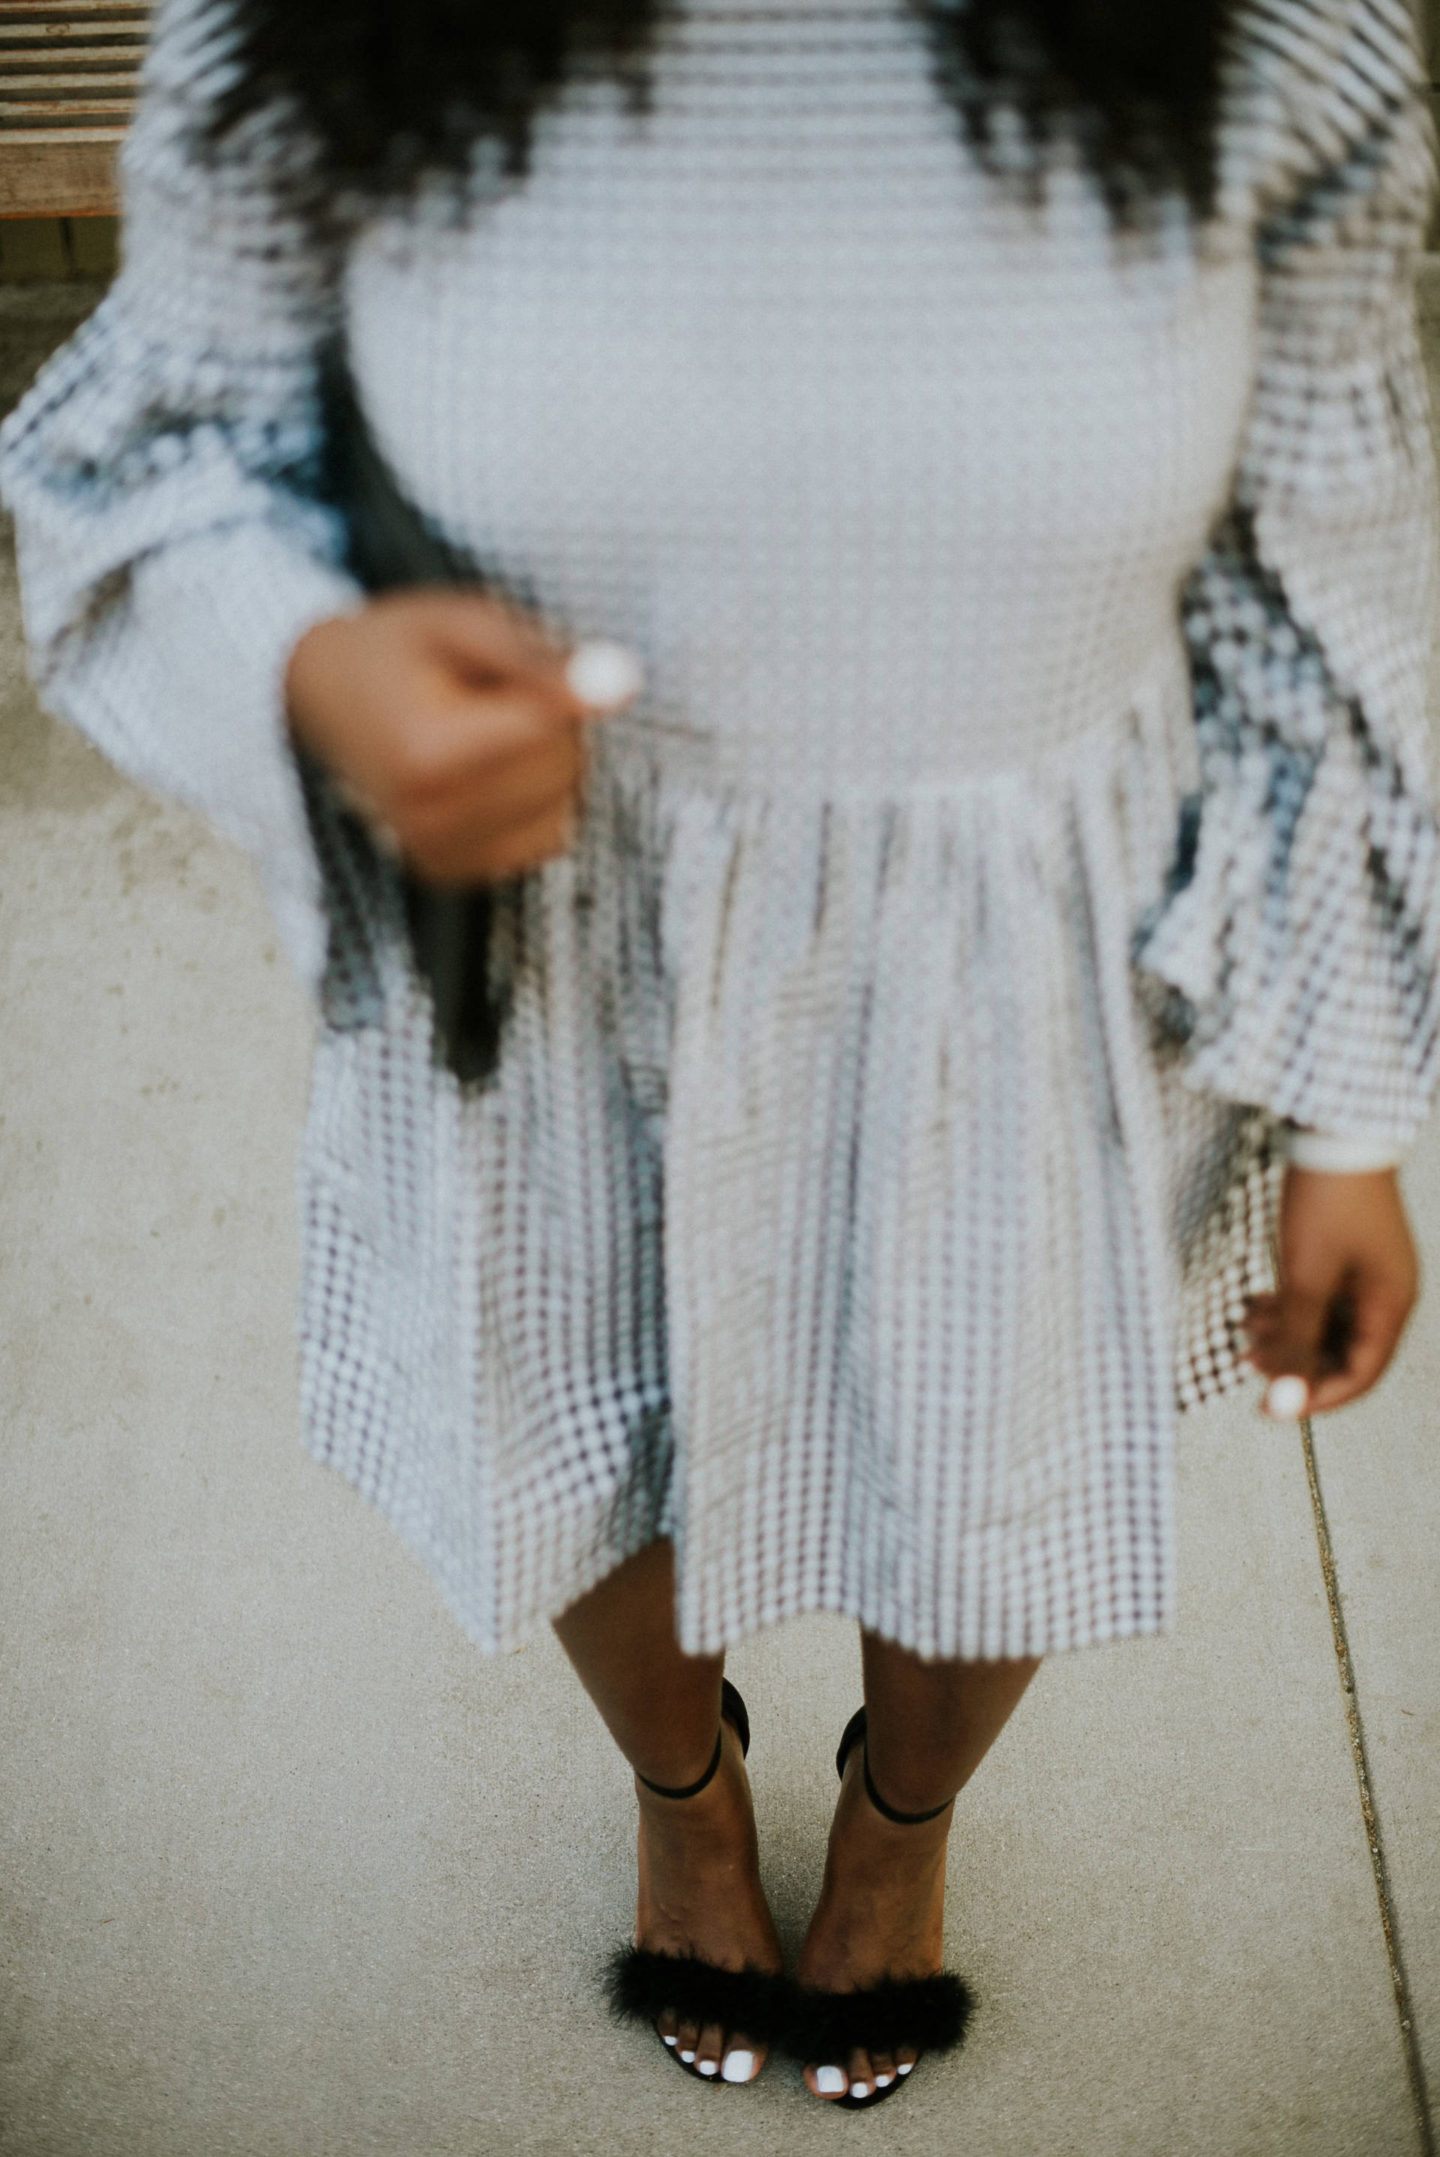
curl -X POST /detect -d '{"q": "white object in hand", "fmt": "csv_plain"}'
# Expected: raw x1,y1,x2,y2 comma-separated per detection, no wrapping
1265,1375,1310,1421
565,638,645,712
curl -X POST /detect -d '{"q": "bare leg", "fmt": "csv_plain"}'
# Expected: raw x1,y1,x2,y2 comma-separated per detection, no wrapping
553,1539,782,2080
796,1633,1039,2101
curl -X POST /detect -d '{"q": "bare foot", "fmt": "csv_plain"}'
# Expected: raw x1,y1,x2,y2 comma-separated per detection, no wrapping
634,1721,784,2083
794,1741,952,2101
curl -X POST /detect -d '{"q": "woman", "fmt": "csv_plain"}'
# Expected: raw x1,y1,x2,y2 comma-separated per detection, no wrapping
3,0,1437,2110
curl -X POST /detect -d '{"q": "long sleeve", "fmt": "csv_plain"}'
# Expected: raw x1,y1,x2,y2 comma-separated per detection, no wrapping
0,0,363,992
1133,0,1440,1148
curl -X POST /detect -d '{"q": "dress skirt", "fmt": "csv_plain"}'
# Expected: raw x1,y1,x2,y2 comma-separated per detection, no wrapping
2,0,1437,1661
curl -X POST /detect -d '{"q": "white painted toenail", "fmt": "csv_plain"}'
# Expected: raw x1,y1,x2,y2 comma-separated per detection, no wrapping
897,2062,914,2076
679,2049,696,2063
662,2034,677,2047
698,2060,719,2077
875,2074,894,2088
851,2082,872,2100
815,2066,846,2095
721,2051,756,2083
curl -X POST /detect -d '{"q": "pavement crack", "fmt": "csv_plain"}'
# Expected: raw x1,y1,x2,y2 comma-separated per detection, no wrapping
1301,1415,1433,2157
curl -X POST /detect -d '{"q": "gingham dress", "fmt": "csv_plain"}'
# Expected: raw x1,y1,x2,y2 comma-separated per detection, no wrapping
4,0,1440,1659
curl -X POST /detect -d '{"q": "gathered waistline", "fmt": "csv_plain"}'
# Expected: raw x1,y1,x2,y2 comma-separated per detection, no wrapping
592,636,1193,807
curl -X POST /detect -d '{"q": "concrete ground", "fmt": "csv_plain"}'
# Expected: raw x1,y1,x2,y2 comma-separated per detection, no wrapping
1,279,1437,2157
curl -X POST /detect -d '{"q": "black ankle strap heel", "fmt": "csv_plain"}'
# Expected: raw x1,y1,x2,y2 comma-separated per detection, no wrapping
834,1705,955,1825
607,1680,789,2086
637,1678,751,1800
784,1705,974,2110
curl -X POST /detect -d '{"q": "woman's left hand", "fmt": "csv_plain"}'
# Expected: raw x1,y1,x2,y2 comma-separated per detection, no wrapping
1243,1167,1420,1418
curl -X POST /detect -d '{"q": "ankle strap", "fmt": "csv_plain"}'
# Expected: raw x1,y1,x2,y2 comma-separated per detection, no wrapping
637,1723,724,1803
862,1744,955,1827
634,1679,749,1802
836,1705,955,1826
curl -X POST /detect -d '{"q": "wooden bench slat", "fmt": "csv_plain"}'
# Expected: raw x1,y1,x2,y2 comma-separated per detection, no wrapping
0,5,148,18
0,133,119,210
0,96,133,115
0,29,146,41
1,69,139,84
0,121,123,140
0,42,143,58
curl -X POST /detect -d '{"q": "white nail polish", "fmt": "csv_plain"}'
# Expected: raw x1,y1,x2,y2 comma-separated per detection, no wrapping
721,2050,756,2083
851,2082,872,2100
679,2049,696,2064
662,2034,677,2047
897,2061,914,2075
697,2059,719,2077
1265,1374,1309,1421
565,639,645,712
815,2065,847,2094
875,2073,894,2088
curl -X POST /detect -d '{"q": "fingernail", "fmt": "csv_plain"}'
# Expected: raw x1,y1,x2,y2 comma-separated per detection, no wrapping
565,639,645,712
697,2059,719,2077
815,2065,846,2094
1265,1374,1309,1421
897,2061,914,2075
721,2049,756,2083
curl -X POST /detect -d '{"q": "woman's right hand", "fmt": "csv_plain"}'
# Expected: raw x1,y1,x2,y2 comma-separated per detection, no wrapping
285,589,629,885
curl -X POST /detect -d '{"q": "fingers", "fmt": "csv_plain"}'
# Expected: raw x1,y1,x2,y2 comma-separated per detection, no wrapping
409,590,586,711
1244,1277,1413,1419
1303,1285,1411,1414
395,701,584,882
394,682,583,809
287,594,646,887
1245,1281,1333,1411
420,598,643,723
416,801,576,887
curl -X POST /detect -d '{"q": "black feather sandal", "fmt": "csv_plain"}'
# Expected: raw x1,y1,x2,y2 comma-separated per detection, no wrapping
605,1680,791,2085
786,1707,974,2109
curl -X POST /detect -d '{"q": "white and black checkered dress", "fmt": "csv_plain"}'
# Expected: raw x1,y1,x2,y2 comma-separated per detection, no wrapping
4,0,1439,1657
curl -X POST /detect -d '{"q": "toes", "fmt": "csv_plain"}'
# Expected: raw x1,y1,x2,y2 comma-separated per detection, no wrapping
870,2049,897,2090
675,2017,700,2065
656,2007,679,2050
896,2045,919,2078
806,2063,849,2100
721,2037,762,2084
847,2047,875,2102
694,2020,725,2078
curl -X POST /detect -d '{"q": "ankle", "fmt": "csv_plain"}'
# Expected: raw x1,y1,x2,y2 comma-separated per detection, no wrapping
634,1723,724,1802
860,1746,957,1826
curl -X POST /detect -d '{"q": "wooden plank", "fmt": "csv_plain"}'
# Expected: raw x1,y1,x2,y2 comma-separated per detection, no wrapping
0,34,146,49
0,111,132,129
0,47,143,63
0,25,147,36
0,122,124,140
0,4,148,17
0,134,118,212
0,92,133,108
1,72,140,86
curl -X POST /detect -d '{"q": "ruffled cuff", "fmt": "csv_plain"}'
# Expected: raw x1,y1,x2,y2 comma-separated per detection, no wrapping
22,514,365,994
1132,510,1440,1151
1278,1126,1405,1172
